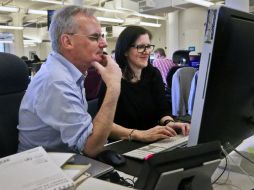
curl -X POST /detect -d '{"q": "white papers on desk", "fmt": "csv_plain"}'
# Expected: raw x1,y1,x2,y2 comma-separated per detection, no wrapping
0,147,75,190
77,177,135,190
48,152,75,167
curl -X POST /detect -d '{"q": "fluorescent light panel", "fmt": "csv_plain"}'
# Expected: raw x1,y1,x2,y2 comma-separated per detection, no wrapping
32,0,165,20
96,17,124,23
28,9,47,15
0,40,13,44
140,22,161,27
185,0,214,7
0,6,19,12
133,13,166,20
0,26,24,30
31,0,66,5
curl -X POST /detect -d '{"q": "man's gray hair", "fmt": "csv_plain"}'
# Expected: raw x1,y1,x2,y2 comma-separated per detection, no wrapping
49,5,95,52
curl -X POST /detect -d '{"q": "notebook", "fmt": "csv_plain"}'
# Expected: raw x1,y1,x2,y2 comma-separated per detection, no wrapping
68,154,114,177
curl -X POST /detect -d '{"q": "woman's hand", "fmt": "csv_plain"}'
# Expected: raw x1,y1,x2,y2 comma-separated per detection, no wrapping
133,125,179,143
166,121,190,136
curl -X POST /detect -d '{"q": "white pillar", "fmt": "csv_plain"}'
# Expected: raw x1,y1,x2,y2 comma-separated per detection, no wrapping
166,11,179,59
225,0,249,12
11,13,25,57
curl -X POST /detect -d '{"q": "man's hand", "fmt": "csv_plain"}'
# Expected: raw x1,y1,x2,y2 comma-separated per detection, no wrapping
91,55,122,92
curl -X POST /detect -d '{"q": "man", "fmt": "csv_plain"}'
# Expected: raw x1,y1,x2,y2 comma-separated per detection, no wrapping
17,6,122,157
152,48,175,89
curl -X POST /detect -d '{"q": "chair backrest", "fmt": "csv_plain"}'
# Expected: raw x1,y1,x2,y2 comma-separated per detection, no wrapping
87,98,99,119
166,66,182,91
188,71,199,115
84,68,102,100
0,53,29,158
172,50,190,65
171,67,196,116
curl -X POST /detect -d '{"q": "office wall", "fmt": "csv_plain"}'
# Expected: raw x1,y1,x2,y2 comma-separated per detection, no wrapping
178,7,207,54
106,38,117,55
38,42,51,60
149,22,167,51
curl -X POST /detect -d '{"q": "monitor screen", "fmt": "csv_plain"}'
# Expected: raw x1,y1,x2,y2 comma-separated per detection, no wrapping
149,53,155,64
47,10,55,30
135,141,221,190
188,6,254,149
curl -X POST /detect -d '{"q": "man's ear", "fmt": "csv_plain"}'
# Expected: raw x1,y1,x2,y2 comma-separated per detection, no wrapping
60,34,73,50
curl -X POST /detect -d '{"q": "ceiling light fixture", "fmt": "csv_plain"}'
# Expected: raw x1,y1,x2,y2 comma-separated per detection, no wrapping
28,9,47,15
31,0,67,5
0,26,24,30
85,5,125,14
0,40,13,44
140,21,161,27
96,17,124,23
0,6,19,12
133,13,166,20
32,0,165,20
185,0,214,7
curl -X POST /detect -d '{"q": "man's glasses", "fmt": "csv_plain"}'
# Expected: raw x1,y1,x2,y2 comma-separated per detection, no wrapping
131,44,155,53
67,33,105,42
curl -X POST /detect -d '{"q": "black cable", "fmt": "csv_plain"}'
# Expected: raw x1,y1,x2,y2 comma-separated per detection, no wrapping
211,150,228,184
124,177,135,186
120,177,134,187
233,148,254,165
107,171,134,187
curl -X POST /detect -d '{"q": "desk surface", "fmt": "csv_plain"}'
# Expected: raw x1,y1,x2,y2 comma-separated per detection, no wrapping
104,140,148,177
103,138,254,190
74,137,254,190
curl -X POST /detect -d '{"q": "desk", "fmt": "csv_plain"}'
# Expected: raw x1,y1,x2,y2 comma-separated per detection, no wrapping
212,167,254,190
104,140,147,177
102,139,254,189
77,177,134,190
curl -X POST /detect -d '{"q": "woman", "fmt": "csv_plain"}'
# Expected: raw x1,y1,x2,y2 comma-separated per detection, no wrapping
98,26,190,142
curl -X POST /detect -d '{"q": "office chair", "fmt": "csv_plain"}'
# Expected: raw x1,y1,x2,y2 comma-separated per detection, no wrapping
87,98,99,119
84,68,102,100
171,67,196,116
188,71,199,115
172,50,190,65
0,53,29,158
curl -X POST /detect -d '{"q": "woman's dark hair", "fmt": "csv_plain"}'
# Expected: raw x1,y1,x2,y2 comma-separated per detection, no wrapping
115,25,152,81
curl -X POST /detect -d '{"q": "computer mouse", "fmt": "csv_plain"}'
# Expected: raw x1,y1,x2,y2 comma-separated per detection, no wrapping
96,150,126,166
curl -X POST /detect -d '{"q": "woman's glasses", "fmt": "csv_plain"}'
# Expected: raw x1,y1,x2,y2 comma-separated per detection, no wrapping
131,44,155,53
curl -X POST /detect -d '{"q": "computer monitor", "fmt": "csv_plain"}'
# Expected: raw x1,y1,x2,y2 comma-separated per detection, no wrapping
149,53,155,64
135,141,221,190
188,6,254,150
47,10,55,30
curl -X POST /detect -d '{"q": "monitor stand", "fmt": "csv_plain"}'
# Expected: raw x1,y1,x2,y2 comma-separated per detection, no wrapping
154,159,221,190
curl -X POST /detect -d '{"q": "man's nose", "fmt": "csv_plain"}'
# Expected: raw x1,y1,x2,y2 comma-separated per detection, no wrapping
99,37,107,48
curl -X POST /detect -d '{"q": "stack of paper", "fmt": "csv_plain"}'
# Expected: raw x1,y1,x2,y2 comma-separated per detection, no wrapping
48,152,91,183
0,147,75,190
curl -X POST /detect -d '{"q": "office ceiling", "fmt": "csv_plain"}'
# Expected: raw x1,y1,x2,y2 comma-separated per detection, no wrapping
0,0,253,43
0,0,253,28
